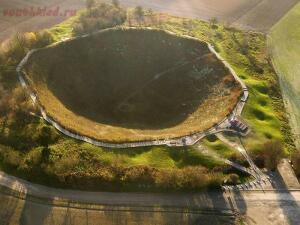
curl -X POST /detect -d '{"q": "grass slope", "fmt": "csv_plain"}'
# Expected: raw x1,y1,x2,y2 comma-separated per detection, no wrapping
268,2,300,148
24,28,241,143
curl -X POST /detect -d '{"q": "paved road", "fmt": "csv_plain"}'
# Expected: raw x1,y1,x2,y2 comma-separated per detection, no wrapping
1,171,300,225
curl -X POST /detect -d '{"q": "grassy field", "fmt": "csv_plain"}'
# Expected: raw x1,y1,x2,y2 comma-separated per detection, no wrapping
24,28,242,143
0,4,294,191
268,2,300,148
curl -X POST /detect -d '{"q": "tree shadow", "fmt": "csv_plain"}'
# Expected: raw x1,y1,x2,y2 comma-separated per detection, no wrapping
19,194,54,225
270,170,300,225
0,186,24,225
0,182,246,225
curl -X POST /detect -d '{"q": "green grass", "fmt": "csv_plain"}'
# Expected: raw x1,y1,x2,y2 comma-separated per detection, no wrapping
48,15,80,42
0,139,226,191
55,141,225,170
202,137,238,159
268,2,300,148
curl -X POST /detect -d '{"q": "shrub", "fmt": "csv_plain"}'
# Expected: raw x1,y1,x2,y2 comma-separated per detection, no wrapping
227,173,239,185
154,169,179,189
0,145,23,168
134,6,144,24
208,173,223,188
122,166,156,183
206,134,217,142
18,148,43,171
3,31,54,64
252,153,265,168
0,89,9,116
209,17,218,29
181,166,209,189
33,31,54,48
73,3,127,35
50,153,80,174
37,126,58,147
5,33,28,62
154,166,210,190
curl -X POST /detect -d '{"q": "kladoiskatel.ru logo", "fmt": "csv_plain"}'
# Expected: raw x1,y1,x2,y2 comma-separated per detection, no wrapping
2,6,77,17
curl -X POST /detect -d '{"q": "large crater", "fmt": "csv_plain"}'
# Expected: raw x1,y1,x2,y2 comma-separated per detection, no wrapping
23,28,242,143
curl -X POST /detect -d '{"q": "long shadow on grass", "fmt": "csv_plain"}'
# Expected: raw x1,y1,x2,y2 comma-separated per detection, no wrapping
104,145,222,169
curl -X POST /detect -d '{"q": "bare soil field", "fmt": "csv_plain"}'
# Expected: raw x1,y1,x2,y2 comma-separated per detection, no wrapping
23,28,242,143
1,0,299,43
0,0,84,42
117,0,300,31
118,0,260,22
232,0,300,32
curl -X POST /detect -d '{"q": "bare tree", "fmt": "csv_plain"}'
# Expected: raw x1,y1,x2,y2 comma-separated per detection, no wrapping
209,17,218,28
134,6,144,24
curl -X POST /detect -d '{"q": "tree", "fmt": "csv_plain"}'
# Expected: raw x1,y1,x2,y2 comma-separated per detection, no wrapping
228,174,239,185
291,150,300,176
147,8,157,24
209,17,218,29
38,126,52,148
112,0,120,8
262,141,284,171
73,3,126,35
86,0,96,9
33,31,54,48
6,33,28,62
134,6,144,24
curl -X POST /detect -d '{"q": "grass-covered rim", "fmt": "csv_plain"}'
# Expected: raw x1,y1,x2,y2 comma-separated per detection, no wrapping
20,27,242,144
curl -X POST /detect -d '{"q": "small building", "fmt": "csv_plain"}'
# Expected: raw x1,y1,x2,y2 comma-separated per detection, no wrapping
229,116,250,135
